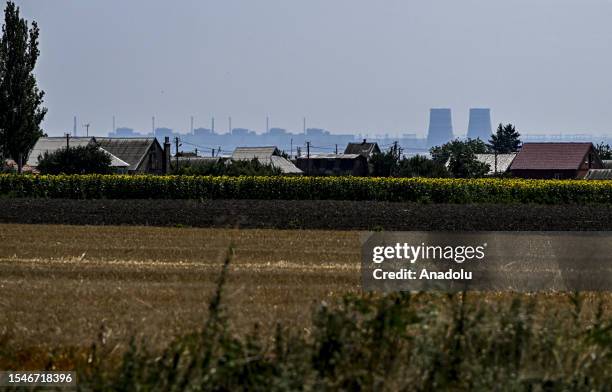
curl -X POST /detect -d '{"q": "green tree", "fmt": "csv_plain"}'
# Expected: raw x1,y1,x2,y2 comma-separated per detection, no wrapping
595,142,612,160
397,155,449,178
0,1,46,173
172,158,282,176
488,123,521,153
430,139,489,178
37,144,113,174
370,144,401,177
430,138,488,163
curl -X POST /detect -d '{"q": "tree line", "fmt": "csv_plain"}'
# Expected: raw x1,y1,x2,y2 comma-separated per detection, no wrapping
370,123,522,178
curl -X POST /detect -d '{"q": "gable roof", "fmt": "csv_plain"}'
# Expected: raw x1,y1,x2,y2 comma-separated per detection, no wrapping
510,143,597,171
270,155,303,174
99,147,130,168
96,137,158,171
27,137,95,166
474,153,517,175
230,146,302,174
232,146,279,160
344,141,380,157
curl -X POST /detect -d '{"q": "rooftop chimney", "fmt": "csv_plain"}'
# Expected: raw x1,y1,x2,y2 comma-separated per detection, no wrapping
162,136,171,174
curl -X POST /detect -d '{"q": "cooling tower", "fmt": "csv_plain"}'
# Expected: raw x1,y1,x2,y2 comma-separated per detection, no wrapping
466,108,492,141
426,108,454,147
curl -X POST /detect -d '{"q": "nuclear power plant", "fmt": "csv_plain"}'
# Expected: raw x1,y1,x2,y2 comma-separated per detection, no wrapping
426,108,492,147
466,108,492,140
426,108,454,147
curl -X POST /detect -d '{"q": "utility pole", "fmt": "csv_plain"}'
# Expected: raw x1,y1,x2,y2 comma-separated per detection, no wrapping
211,117,215,133
83,123,90,137
335,144,338,154
65,133,70,148
174,136,181,171
306,141,310,176
290,138,293,158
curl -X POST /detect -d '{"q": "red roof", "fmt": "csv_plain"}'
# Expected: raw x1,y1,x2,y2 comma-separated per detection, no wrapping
510,143,594,171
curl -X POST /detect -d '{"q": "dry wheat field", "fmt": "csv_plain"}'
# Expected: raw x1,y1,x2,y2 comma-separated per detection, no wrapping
0,224,361,353
1,223,611,373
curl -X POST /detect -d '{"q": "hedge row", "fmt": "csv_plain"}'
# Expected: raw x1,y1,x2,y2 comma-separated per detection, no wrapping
2,174,612,204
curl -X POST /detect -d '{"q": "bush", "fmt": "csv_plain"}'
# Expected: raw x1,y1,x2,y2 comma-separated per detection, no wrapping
1,174,612,204
36,144,113,174
172,158,282,176
398,155,449,178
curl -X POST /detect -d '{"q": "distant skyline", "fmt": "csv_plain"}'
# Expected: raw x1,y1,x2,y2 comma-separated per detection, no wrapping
14,0,612,137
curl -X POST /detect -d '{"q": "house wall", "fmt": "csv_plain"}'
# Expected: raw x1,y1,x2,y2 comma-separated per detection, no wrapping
509,169,578,179
134,142,165,174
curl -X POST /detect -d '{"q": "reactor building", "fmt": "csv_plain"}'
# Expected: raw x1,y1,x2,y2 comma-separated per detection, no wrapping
466,108,492,141
426,108,454,147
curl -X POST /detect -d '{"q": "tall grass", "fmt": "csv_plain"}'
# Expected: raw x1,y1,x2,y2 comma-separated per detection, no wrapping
3,251,611,391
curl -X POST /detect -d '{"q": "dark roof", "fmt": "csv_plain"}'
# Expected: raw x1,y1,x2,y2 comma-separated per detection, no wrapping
96,137,158,171
510,143,595,171
344,141,380,156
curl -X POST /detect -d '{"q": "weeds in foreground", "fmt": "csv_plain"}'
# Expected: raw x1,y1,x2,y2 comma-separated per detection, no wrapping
2,250,611,391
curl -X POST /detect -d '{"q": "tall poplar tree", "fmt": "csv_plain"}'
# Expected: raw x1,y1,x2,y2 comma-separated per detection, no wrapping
0,1,46,172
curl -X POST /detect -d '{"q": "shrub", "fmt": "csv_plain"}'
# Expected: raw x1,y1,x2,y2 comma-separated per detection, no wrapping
36,144,113,174
172,158,282,176
398,155,449,178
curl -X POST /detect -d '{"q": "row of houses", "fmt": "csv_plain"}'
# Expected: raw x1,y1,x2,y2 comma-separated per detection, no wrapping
20,137,382,176
14,137,612,180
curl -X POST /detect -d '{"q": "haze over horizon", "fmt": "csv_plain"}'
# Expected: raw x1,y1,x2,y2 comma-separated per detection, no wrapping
14,0,612,137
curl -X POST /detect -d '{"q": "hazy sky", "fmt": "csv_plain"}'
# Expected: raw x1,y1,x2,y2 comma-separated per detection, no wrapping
14,0,612,137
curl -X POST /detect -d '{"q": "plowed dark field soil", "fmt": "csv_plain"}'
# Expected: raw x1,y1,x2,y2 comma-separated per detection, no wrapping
1,198,612,230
